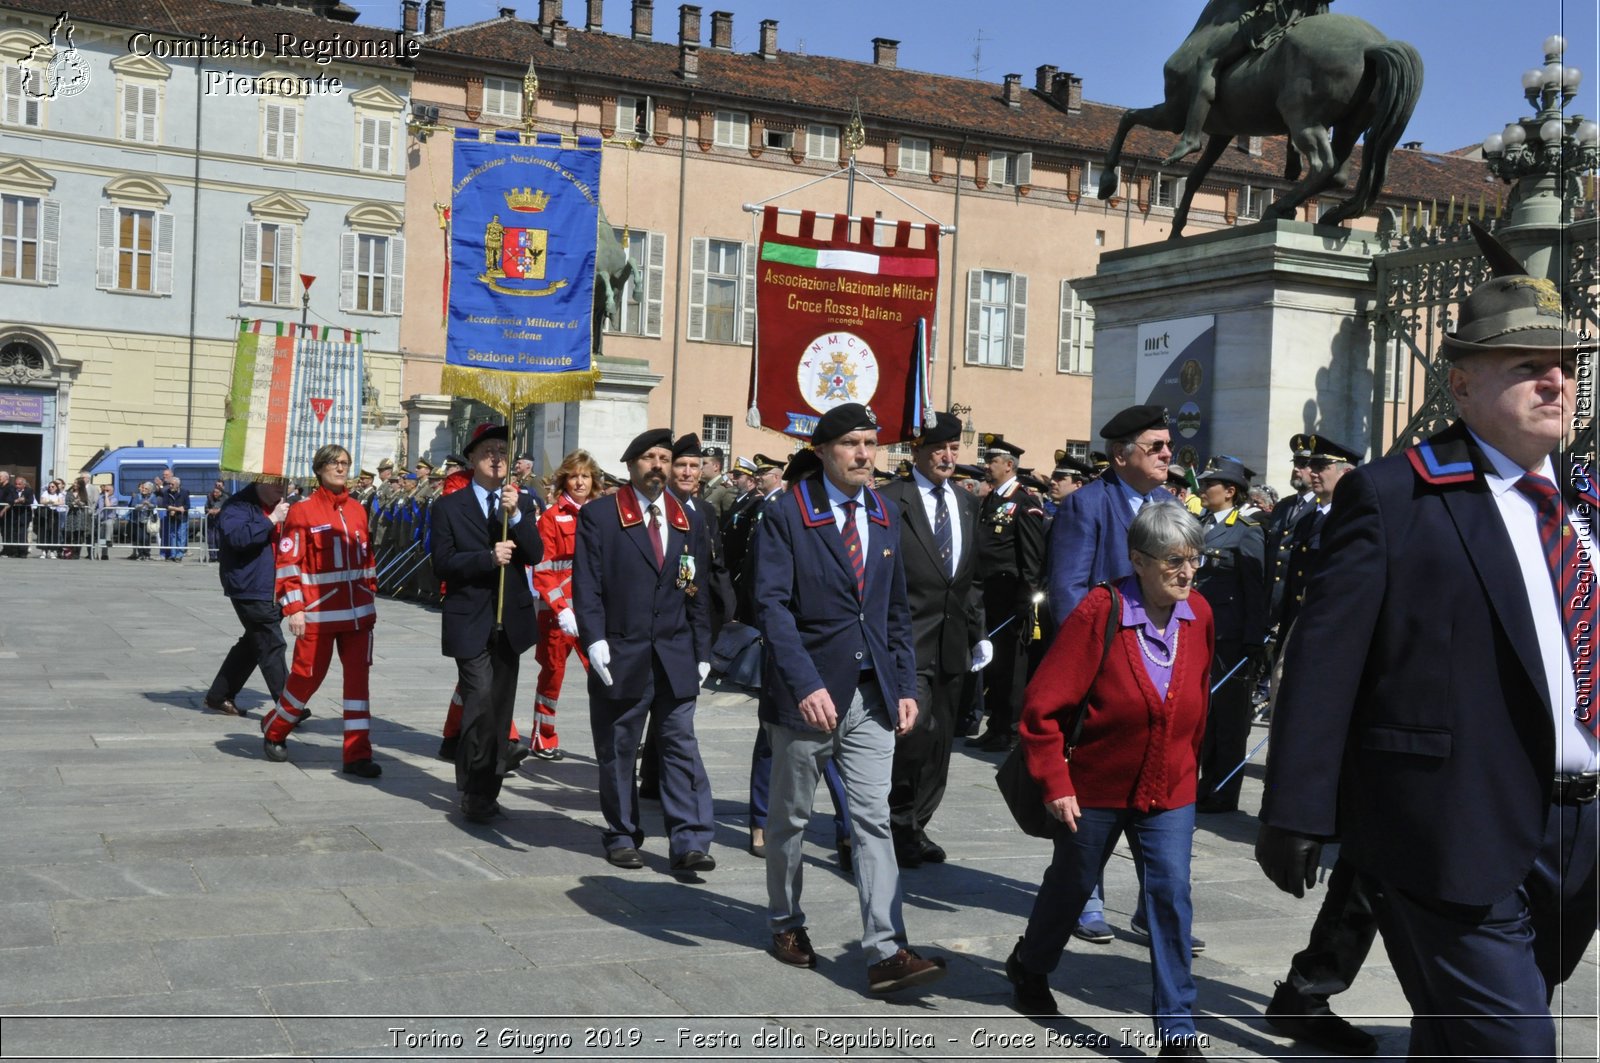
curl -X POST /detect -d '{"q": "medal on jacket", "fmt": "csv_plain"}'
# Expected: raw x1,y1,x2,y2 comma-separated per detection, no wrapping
677,552,697,595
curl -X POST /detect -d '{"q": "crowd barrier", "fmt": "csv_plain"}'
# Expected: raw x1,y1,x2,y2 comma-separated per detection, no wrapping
0,504,219,562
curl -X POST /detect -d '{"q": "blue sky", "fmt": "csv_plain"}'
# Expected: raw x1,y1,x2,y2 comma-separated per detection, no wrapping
348,0,1600,155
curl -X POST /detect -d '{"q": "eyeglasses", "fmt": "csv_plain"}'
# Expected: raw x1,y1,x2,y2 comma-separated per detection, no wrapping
1132,439,1173,454
1137,549,1205,571
323,460,352,470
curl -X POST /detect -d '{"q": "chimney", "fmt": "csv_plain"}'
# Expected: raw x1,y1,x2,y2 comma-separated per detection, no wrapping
401,0,420,33
1052,71,1082,113
1002,73,1023,108
537,0,561,29
551,16,569,46
1402,140,1422,151
499,6,516,17
424,0,445,33
872,37,899,68
631,0,652,39
587,0,602,31
679,42,699,79
678,4,700,45
710,10,732,49
1035,64,1057,95
758,18,777,59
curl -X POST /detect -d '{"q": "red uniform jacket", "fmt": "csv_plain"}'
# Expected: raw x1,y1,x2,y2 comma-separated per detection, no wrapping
533,492,583,612
1021,583,1214,811
275,486,376,633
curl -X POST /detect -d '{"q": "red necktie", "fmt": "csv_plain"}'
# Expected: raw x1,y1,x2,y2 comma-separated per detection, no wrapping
1514,473,1600,735
647,503,665,569
840,499,864,599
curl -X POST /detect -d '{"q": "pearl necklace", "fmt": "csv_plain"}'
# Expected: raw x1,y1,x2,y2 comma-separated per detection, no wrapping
1138,624,1178,668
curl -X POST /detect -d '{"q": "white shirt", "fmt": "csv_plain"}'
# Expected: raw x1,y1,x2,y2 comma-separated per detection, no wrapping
911,467,962,573
470,480,521,527
629,485,665,528
1470,429,1599,773
822,475,869,552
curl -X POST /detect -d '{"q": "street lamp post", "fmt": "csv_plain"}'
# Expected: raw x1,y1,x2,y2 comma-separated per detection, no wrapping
950,402,975,448
1480,36,1600,281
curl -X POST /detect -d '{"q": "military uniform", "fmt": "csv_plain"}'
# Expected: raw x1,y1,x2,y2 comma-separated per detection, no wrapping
1266,438,1316,626
972,441,1046,751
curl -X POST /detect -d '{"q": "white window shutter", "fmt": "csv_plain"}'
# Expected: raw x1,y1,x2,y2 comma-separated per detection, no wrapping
378,119,393,172
359,117,376,171
275,225,295,305
339,232,357,311
39,199,59,284
965,271,983,363
387,234,405,314
154,210,175,294
285,106,299,160
1058,279,1072,371
241,222,260,302
1009,273,1029,368
987,154,1005,185
122,83,139,140
262,105,278,158
96,206,116,289
741,241,757,345
2,67,20,125
645,231,665,338
140,85,158,142
1016,152,1033,187
687,237,707,341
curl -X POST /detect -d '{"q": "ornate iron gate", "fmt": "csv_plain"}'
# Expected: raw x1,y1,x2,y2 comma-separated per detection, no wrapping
1368,217,1600,458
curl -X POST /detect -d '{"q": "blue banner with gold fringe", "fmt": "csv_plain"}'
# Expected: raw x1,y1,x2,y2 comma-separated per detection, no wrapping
446,130,602,408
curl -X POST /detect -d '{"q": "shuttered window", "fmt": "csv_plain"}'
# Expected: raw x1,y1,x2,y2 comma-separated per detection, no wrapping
262,102,299,161
339,231,404,314
97,206,173,294
687,238,755,344
1,194,57,283
240,222,295,305
121,82,159,143
965,269,1028,368
483,76,522,120
2,67,41,128
358,115,395,173
1057,280,1094,374
605,227,666,338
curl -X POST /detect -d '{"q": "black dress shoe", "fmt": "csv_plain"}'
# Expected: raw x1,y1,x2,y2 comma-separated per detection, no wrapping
893,837,924,869
1265,981,1378,1055
204,695,242,716
976,730,1017,752
262,737,288,762
438,736,459,761
670,850,716,873
836,838,853,875
1157,1038,1204,1056
501,739,530,775
461,794,501,823
917,837,947,863
1194,794,1239,814
342,758,382,779
606,846,644,869
1006,938,1058,1015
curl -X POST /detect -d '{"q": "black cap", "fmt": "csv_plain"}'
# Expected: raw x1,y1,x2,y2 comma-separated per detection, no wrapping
702,445,724,462
1089,450,1110,472
443,453,466,467
782,449,822,483
911,411,964,448
462,424,508,458
1019,472,1048,492
1213,453,1258,480
952,463,983,481
983,436,1024,461
1166,464,1193,488
752,453,785,473
1289,433,1313,460
1099,404,1168,441
622,428,674,463
1303,435,1361,465
1052,454,1094,479
516,453,534,464
1198,456,1251,491
671,433,703,459
811,402,879,444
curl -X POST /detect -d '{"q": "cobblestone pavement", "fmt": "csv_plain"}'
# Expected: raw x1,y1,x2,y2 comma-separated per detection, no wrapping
0,558,1593,1060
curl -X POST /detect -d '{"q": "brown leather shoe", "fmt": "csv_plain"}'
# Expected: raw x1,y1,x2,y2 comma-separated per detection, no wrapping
204,696,242,716
866,947,947,994
771,927,817,969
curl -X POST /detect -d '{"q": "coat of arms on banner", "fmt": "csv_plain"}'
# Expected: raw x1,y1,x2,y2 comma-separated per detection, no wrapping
798,334,880,413
481,187,564,295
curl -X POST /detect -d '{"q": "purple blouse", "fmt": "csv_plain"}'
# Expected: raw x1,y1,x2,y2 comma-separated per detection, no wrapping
1118,575,1197,701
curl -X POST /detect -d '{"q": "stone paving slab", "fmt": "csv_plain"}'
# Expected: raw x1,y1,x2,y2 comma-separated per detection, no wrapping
0,560,1595,1061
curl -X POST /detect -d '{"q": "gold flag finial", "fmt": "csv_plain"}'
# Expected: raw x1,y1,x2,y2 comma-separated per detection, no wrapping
521,59,540,134
843,97,866,159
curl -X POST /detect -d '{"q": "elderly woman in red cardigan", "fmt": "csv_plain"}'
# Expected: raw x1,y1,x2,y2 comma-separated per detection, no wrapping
1006,501,1215,1056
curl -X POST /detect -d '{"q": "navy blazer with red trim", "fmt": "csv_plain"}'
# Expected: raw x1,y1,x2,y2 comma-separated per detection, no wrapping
752,473,918,728
1262,419,1583,906
571,486,711,702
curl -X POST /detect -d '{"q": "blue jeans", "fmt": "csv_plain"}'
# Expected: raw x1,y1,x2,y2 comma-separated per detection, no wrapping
1018,804,1198,1042
161,513,188,559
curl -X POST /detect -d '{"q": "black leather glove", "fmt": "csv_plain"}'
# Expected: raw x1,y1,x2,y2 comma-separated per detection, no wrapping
1246,643,1272,679
1255,823,1323,898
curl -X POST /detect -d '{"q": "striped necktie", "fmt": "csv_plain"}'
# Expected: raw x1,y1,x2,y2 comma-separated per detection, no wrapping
932,486,954,578
840,499,865,598
1515,473,1599,735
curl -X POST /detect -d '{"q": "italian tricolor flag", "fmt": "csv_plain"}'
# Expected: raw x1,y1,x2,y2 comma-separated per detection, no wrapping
760,242,938,278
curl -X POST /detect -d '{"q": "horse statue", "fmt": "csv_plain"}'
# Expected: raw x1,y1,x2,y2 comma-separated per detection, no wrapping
1098,5,1422,238
592,206,635,356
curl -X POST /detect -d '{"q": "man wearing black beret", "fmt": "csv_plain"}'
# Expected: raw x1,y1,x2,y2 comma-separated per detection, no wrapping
752,402,946,993
571,427,717,873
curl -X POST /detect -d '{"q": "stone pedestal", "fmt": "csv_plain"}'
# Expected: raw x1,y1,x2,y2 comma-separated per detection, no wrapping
521,356,664,478
1073,220,1380,485
401,393,453,468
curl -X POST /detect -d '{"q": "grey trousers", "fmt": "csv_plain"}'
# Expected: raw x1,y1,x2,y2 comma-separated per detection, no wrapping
766,680,905,963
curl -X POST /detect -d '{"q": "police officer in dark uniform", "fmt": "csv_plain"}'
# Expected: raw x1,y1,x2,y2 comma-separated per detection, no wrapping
727,454,785,625
1192,457,1268,813
968,437,1046,752
1274,436,1360,640
1265,434,1316,626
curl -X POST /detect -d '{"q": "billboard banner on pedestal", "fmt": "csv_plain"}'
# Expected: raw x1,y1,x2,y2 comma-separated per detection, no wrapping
1136,315,1216,472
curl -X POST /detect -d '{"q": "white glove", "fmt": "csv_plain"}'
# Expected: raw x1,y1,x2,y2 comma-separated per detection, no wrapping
969,639,994,672
698,661,711,683
556,607,578,638
588,640,614,687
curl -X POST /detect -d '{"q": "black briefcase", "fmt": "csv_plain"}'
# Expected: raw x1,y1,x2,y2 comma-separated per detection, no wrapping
710,621,763,691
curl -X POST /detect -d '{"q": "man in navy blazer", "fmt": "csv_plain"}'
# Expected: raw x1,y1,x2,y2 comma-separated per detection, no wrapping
878,412,989,866
431,423,544,824
1042,403,1177,945
753,402,946,996
572,428,716,873
1258,230,1600,1060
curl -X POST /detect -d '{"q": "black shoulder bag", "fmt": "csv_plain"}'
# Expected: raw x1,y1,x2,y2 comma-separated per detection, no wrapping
994,582,1121,839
